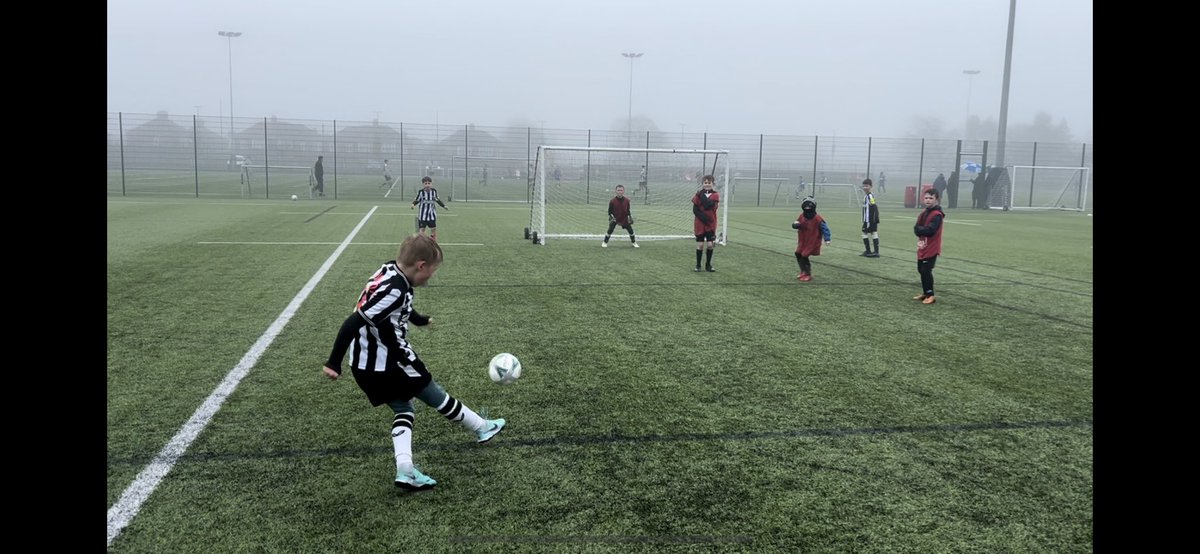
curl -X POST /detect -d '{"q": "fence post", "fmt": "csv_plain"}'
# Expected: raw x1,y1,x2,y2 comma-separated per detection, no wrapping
193,115,199,197
757,134,764,207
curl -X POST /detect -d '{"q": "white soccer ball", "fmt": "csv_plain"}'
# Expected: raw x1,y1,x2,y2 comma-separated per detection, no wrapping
488,353,522,385
290,194,298,201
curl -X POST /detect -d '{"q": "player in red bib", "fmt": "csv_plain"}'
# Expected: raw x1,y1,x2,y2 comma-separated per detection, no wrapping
691,175,719,272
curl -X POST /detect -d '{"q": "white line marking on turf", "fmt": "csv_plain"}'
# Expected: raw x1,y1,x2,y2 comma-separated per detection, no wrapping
890,216,980,226
106,206,380,548
197,241,484,246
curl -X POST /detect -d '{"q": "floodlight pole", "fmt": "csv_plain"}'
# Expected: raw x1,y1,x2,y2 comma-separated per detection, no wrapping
219,30,242,162
963,69,980,137
996,0,1016,169
621,52,643,146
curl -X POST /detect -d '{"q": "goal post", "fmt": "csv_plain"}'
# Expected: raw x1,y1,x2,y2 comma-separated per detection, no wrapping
241,164,317,198
994,165,1091,212
529,146,732,245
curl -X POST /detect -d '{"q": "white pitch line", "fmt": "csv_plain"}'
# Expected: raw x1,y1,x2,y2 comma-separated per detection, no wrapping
889,216,980,226
197,241,484,246
106,206,380,548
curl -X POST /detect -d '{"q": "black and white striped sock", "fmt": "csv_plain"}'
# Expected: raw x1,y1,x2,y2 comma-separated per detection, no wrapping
435,395,486,432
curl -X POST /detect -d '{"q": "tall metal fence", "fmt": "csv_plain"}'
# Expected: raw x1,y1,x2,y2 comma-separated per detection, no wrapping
107,112,1093,210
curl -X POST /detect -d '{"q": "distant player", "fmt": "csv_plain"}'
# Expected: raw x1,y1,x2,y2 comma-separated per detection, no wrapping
313,155,325,197
380,159,393,188
691,175,719,272
860,178,880,257
636,165,649,203
240,157,253,192
411,176,449,241
601,185,638,248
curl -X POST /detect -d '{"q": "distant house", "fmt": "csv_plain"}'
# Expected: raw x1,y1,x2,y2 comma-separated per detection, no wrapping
234,116,323,167
439,124,502,160
437,124,523,180
338,120,401,173
121,111,228,170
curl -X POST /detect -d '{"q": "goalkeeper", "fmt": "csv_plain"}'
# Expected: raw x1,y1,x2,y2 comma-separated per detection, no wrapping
691,175,720,272
601,185,638,248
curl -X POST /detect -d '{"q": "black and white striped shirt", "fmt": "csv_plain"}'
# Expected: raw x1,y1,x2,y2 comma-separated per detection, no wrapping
330,261,427,376
411,188,446,221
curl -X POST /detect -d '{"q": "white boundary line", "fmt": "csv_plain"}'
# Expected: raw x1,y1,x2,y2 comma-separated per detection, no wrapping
197,241,484,246
889,216,980,226
106,206,381,548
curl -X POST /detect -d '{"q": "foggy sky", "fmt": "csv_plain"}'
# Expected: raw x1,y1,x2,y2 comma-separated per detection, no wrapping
107,0,1093,140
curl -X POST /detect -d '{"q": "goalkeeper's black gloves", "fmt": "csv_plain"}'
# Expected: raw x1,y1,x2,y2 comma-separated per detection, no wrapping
609,214,616,223
699,215,711,225
792,221,802,229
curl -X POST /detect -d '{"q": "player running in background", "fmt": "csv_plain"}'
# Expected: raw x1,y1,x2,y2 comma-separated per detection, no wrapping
380,159,393,188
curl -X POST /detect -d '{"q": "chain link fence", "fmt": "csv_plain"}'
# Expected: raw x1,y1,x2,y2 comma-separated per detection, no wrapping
107,112,1093,211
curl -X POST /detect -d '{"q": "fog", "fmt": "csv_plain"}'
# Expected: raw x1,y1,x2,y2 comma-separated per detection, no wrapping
107,0,1092,141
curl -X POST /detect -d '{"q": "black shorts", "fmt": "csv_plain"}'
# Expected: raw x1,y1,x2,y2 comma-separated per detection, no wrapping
418,218,437,229
862,223,878,233
351,357,433,406
695,231,716,242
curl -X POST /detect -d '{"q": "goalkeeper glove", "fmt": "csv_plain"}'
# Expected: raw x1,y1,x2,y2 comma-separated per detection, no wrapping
609,214,616,223
627,216,634,224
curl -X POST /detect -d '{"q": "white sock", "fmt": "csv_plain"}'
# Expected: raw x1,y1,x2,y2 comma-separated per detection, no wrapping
392,412,414,473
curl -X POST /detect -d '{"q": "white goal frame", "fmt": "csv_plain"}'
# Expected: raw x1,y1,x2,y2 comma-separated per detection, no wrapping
530,146,732,245
1002,165,1091,212
241,164,317,198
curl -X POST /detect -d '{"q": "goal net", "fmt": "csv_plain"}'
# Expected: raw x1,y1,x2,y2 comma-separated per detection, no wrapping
241,165,317,199
991,165,1091,212
528,146,731,244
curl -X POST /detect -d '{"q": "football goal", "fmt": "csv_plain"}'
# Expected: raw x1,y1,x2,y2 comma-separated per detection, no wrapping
991,165,1091,212
241,164,317,199
528,146,731,245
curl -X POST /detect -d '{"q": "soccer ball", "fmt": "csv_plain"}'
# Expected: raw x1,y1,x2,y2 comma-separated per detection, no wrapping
488,353,522,385
290,194,298,201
